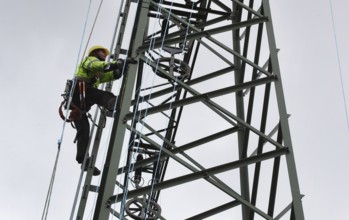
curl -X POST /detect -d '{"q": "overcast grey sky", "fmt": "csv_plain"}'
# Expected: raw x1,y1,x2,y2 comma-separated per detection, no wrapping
0,0,348,219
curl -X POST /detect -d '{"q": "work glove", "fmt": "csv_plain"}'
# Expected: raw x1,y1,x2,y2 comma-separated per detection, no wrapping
116,59,125,71
103,62,118,72
111,58,137,79
113,69,122,79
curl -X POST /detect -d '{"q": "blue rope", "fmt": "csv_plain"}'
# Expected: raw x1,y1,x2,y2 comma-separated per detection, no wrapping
64,0,94,147
41,1,94,220
41,141,61,220
69,0,112,218
329,0,349,133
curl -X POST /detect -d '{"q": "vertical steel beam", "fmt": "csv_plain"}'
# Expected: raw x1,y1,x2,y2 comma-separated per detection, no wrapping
262,0,305,219
93,0,151,219
232,1,250,219
74,0,133,219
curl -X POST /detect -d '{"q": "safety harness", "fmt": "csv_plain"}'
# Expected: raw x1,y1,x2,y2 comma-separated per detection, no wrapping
59,79,102,128
59,79,82,123
59,56,115,125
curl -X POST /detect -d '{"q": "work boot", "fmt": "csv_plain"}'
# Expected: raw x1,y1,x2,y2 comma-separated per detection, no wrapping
81,158,101,176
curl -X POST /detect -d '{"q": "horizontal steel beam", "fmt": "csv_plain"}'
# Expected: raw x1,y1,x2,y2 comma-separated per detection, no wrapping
138,17,266,52
131,66,235,106
125,76,276,120
186,200,240,220
109,148,288,219
138,53,283,148
118,127,240,174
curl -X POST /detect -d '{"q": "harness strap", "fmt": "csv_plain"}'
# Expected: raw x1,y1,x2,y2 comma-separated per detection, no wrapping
59,100,72,122
79,81,86,111
59,79,101,128
59,100,82,122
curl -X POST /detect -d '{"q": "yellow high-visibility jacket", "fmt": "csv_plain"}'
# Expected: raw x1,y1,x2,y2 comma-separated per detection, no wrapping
75,56,116,87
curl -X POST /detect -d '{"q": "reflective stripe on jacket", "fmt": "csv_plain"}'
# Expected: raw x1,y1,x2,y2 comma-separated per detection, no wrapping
75,56,116,87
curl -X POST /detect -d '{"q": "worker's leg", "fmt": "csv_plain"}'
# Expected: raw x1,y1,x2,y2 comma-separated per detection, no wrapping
73,114,90,164
73,115,101,176
85,87,117,110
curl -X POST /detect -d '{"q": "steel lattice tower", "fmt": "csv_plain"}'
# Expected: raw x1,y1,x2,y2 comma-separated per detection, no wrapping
74,0,304,219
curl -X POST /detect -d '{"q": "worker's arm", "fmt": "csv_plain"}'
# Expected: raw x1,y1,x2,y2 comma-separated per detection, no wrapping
81,57,121,82
83,57,107,73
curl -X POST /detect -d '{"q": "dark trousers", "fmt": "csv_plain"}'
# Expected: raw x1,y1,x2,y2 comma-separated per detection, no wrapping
72,83,115,164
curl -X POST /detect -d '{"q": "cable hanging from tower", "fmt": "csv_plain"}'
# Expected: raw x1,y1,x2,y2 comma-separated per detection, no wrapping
69,0,110,218
329,0,349,133
41,0,103,219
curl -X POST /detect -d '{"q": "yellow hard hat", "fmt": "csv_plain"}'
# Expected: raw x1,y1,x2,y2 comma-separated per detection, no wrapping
88,45,110,56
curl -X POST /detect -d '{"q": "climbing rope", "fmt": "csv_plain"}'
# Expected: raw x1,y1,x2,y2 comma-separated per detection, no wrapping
44,0,197,218
69,0,110,218
41,141,62,220
82,0,105,59
41,0,95,219
329,0,349,132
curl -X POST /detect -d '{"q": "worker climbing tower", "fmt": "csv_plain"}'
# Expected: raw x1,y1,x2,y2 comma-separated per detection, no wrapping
73,0,305,219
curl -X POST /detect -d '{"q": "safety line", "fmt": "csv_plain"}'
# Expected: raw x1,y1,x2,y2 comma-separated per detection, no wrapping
82,0,105,59
70,0,131,217
41,0,95,219
68,0,110,218
80,0,128,217
329,0,349,132
41,141,61,220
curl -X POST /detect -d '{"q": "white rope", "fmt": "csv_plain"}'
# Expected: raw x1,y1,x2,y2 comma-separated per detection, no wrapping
82,0,105,59
81,0,128,216
329,0,349,133
41,0,94,219
41,141,61,220
67,0,110,218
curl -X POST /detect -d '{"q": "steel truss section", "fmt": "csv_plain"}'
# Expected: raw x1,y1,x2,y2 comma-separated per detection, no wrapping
74,0,305,219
